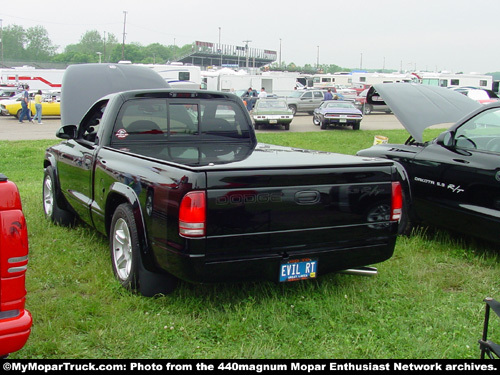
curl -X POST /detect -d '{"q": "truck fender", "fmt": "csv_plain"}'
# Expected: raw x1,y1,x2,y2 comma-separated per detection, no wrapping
43,156,72,211
107,182,176,296
108,182,149,254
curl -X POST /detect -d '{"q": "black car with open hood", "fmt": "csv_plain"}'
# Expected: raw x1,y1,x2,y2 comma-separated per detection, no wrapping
359,83,500,244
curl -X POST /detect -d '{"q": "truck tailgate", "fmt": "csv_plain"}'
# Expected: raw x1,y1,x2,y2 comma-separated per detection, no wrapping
205,165,397,259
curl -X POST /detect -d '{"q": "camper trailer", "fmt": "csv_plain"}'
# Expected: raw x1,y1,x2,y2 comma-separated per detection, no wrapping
419,72,493,90
0,67,64,90
202,70,299,96
133,63,202,89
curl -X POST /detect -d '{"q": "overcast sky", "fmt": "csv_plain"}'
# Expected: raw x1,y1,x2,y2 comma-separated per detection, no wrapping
1,0,499,74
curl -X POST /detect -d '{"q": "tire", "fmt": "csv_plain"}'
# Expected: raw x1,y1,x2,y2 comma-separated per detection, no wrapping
110,203,177,296
16,109,22,119
288,105,297,116
43,166,76,226
353,121,360,130
364,104,373,115
254,123,259,130
284,123,290,130
320,120,328,130
313,116,320,126
110,204,140,292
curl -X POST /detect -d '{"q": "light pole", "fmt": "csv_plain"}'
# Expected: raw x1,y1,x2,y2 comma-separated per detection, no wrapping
316,45,320,70
243,40,252,69
96,52,102,63
219,27,222,67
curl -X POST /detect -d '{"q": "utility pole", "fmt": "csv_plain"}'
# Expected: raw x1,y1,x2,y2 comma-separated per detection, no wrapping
279,38,282,68
121,11,127,60
103,31,107,62
0,19,3,67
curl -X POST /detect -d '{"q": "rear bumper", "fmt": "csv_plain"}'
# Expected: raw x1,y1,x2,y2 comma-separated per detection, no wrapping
0,309,32,357
324,118,361,125
157,236,396,284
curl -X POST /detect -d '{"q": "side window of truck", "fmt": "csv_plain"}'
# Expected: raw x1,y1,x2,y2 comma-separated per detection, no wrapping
78,99,108,144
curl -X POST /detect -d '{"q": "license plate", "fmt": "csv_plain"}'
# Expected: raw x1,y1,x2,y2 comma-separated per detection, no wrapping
280,258,317,282
340,119,347,123
269,119,278,124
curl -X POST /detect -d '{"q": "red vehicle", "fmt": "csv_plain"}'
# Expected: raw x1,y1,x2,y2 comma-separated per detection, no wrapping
0,173,31,357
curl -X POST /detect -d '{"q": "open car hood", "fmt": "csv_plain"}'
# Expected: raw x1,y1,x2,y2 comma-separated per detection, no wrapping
367,84,482,143
61,63,169,126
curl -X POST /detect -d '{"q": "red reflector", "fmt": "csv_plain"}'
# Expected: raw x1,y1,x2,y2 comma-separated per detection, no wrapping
179,191,206,237
391,182,403,221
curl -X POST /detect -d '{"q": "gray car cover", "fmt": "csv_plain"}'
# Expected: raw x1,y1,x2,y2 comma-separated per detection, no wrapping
61,63,169,126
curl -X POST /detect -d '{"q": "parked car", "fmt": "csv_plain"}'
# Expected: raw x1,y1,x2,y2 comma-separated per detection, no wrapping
354,88,392,115
0,87,18,100
313,100,363,130
282,89,325,115
452,87,500,105
252,98,293,130
1,95,60,118
356,83,500,244
0,173,32,357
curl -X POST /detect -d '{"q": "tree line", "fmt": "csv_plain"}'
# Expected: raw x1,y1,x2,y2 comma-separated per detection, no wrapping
1,24,350,74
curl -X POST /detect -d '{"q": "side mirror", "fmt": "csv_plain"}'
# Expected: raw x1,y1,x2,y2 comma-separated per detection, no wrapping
56,125,78,140
436,130,455,147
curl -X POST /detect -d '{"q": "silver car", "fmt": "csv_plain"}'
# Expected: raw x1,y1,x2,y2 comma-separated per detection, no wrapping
282,90,325,115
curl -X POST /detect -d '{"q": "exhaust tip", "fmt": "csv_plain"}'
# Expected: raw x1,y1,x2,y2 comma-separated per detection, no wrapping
339,266,378,277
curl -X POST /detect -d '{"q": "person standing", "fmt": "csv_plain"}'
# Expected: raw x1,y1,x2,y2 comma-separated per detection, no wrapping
33,90,43,124
18,85,33,123
243,87,256,111
324,88,333,101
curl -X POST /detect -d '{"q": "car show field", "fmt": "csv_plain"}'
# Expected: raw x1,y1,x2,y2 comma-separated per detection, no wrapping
1,67,499,361
0,111,406,140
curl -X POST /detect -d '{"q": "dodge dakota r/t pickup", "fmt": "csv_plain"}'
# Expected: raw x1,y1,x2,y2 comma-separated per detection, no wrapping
43,64,405,296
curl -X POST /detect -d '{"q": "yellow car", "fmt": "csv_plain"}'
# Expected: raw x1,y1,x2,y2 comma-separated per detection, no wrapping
0,94,60,118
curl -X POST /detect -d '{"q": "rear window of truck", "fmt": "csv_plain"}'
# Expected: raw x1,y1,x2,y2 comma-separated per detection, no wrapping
110,98,251,144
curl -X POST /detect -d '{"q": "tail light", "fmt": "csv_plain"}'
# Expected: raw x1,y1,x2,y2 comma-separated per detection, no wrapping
391,181,403,221
179,191,206,237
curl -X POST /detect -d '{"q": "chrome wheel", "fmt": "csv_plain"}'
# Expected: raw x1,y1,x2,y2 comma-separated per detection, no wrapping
43,174,54,217
112,217,133,281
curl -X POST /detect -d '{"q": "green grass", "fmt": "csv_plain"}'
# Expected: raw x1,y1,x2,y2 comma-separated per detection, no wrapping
2,131,500,359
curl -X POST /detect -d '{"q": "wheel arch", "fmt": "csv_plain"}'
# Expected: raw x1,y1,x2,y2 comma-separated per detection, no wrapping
106,182,149,258
43,157,72,211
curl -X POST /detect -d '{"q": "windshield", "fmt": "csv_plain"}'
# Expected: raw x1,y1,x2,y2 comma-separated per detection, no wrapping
287,91,305,98
326,102,355,109
256,100,288,110
454,107,500,152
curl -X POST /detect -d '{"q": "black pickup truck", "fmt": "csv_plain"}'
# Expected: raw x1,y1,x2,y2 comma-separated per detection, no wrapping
43,64,405,296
